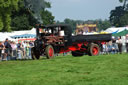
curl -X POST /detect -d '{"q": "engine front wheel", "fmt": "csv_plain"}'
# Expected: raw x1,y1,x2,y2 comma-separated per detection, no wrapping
45,45,55,59
31,47,40,60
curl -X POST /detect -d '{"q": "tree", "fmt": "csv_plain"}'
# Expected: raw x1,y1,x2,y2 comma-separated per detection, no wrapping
24,0,54,24
110,6,125,27
120,12,128,26
11,0,55,31
41,10,55,25
64,18,76,31
119,0,128,9
0,14,3,31
0,0,19,32
97,19,111,31
109,0,128,27
11,0,38,30
11,14,30,30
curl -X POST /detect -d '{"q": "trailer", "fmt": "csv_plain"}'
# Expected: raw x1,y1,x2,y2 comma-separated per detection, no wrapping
31,24,112,59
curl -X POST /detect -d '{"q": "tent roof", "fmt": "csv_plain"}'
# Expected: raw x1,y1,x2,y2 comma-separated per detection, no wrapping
11,34,36,38
112,29,128,36
0,28,36,40
105,27,128,33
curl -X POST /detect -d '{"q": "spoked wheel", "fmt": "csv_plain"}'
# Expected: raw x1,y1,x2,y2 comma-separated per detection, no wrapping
31,47,40,60
45,45,55,59
88,44,100,56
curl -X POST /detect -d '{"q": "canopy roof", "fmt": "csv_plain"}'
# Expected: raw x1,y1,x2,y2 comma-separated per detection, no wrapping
11,34,36,39
105,27,128,33
112,29,128,36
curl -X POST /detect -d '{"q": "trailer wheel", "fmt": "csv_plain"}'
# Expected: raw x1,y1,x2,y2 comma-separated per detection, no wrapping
31,47,40,60
45,45,55,59
88,44,100,56
71,51,83,57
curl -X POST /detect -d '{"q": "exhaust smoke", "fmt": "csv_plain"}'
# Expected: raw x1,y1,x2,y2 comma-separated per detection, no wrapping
24,0,48,23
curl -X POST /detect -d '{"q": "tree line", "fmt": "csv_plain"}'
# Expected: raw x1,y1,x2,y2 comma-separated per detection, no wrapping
56,19,111,31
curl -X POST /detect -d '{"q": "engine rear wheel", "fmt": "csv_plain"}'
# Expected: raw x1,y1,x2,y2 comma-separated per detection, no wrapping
31,47,40,60
71,51,84,57
88,44,100,56
45,45,55,59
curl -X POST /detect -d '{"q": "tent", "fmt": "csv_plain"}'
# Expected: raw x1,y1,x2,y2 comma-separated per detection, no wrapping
18,38,36,43
112,30,119,34
11,34,36,39
105,27,128,33
21,34,36,38
112,29,128,36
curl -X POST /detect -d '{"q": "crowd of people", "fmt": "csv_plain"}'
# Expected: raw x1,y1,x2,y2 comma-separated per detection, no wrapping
101,36,128,54
1,36,128,61
0,38,34,61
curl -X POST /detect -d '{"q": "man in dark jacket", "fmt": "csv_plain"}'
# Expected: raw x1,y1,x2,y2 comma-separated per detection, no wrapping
4,38,12,60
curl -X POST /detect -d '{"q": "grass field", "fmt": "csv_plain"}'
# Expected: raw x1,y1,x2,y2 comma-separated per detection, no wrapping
0,53,128,85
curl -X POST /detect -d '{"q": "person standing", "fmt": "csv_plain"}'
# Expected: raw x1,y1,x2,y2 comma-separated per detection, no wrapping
116,37,123,54
26,41,31,59
125,35,128,53
11,41,17,60
0,41,4,61
17,42,23,60
0,41,7,61
112,37,118,53
4,38,12,60
29,41,34,59
22,41,27,59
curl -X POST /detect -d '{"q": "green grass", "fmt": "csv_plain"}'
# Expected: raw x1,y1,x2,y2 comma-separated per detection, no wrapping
0,53,128,85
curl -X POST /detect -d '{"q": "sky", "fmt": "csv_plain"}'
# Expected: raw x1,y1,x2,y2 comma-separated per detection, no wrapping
49,0,123,21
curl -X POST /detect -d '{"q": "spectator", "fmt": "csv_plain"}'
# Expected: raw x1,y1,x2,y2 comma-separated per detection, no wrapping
107,41,113,54
17,42,23,60
10,41,17,60
0,41,3,61
0,41,7,61
111,44,117,54
26,41,31,59
116,37,123,54
112,37,118,54
4,38,12,60
125,35,128,53
29,41,34,59
102,42,109,54
22,41,27,59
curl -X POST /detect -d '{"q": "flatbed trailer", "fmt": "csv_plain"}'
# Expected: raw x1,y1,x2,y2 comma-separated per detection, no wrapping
71,34,111,42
